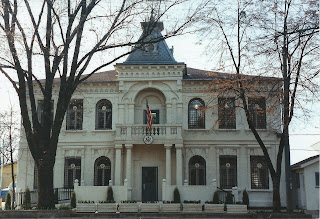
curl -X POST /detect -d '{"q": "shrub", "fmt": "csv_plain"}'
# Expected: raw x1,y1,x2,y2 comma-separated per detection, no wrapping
213,190,220,204
242,189,249,207
78,200,94,203
70,191,76,208
23,187,31,209
183,200,201,204
99,200,116,203
141,201,158,203
120,200,137,203
163,201,175,204
225,192,233,204
5,193,11,210
173,187,180,203
59,204,70,210
106,186,114,201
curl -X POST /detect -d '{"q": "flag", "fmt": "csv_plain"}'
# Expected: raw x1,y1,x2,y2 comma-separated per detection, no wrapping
146,99,153,133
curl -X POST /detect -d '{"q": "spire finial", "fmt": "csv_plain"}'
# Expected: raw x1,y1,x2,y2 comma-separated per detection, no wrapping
150,8,155,22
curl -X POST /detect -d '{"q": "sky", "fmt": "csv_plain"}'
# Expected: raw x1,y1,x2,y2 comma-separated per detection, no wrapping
0,1,319,165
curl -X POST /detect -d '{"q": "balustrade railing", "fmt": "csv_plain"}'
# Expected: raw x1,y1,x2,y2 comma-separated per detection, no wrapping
117,124,181,138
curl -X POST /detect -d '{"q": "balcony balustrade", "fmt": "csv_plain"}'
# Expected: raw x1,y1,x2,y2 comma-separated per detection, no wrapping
116,124,182,141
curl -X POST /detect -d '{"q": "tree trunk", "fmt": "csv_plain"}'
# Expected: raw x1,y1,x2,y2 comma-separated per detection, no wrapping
9,111,15,210
272,177,281,212
37,161,55,209
10,152,15,210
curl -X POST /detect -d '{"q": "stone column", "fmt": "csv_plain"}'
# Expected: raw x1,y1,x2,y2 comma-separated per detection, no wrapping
176,144,183,185
125,144,133,187
239,145,248,189
114,145,122,186
118,104,124,124
232,187,239,203
81,152,85,183
164,144,172,185
177,103,183,124
166,102,172,124
128,103,135,124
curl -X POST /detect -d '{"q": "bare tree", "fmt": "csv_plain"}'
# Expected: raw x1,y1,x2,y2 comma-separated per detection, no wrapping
0,0,208,209
0,105,19,210
201,0,319,212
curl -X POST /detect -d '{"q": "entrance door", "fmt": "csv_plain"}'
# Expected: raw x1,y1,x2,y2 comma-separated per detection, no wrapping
142,167,158,202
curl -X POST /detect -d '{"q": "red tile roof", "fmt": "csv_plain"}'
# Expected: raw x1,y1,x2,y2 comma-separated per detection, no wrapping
41,67,279,84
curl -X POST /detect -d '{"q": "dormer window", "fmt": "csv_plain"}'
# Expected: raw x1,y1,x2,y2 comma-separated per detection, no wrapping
142,35,158,54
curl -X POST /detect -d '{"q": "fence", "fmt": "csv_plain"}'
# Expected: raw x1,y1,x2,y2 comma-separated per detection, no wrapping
55,188,73,202
216,187,235,204
15,188,73,206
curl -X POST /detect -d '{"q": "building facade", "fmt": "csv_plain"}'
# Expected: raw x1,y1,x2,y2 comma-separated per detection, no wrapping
0,162,17,190
16,18,287,207
292,155,319,210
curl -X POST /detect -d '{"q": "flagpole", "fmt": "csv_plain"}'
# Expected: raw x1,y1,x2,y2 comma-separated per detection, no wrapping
146,99,153,136
0,142,3,189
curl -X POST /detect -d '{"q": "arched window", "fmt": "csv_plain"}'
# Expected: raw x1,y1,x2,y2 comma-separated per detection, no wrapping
94,156,111,186
95,99,112,130
188,98,205,129
66,99,83,130
189,155,206,185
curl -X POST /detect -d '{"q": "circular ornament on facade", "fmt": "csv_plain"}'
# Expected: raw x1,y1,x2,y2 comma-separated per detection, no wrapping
143,135,153,144
226,163,231,168
73,106,77,110
70,163,76,169
257,163,262,168
100,163,105,168
144,43,155,52
101,106,107,111
195,163,200,168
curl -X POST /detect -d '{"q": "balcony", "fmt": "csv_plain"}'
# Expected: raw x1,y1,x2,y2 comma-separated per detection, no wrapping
115,124,182,142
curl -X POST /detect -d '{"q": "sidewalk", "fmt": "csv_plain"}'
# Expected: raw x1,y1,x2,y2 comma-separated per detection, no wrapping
0,210,314,218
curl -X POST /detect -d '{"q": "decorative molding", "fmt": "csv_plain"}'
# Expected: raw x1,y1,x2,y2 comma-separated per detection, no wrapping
63,148,85,157
91,148,111,158
187,148,207,157
217,148,238,156
115,64,185,80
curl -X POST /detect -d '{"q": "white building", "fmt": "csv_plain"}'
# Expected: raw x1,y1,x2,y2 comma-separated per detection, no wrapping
16,18,287,207
292,155,319,210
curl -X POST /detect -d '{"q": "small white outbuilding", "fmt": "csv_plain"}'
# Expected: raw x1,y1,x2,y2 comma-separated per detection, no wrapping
292,155,319,210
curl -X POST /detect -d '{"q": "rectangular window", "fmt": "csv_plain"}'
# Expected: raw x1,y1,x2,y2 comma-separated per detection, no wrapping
296,172,300,188
316,172,319,188
250,156,269,189
218,98,236,129
219,156,237,189
37,100,54,124
248,98,266,129
64,157,81,189
66,99,83,130
144,110,159,124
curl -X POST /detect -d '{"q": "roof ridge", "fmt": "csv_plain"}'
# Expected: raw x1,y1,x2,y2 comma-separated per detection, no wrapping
291,154,319,168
